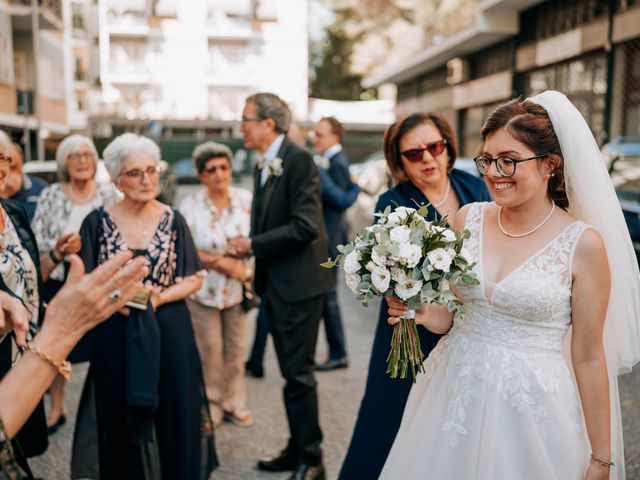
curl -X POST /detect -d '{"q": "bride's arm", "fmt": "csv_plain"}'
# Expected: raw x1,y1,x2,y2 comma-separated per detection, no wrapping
570,228,612,478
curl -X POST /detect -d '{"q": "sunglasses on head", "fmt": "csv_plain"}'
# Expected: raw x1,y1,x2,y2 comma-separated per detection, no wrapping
400,139,447,163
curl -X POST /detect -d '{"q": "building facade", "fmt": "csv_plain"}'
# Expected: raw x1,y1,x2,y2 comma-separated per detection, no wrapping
364,0,640,156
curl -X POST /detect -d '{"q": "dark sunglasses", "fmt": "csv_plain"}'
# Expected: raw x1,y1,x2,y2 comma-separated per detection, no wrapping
400,140,447,163
203,164,230,174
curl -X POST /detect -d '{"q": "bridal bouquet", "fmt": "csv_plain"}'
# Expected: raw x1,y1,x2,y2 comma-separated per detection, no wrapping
322,205,478,382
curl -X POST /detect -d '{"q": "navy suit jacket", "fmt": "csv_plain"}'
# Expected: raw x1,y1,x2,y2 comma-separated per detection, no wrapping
321,149,359,258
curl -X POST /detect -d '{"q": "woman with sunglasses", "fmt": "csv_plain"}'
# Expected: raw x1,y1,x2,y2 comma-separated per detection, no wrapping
380,92,639,479
70,133,217,479
179,141,254,428
339,113,491,480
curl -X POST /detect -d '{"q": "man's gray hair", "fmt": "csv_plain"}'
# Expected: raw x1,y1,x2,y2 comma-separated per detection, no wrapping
0,130,10,153
102,133,161,179
56,134,99,182
246,92,291,134
192,141,233,173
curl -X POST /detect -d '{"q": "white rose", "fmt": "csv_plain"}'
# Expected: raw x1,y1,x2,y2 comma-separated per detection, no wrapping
371,265,391,293
397,243,422,268
395,279,423,300
345,273,360,293
395,206,414,221
427,248,453,273
371,248,387,266
343,250,362,274
390,226,411,244
386,212,400,225
391,268,408,284
441,229,456,242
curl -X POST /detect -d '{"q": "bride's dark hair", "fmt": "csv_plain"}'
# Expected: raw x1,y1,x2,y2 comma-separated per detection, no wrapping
481,98,569,210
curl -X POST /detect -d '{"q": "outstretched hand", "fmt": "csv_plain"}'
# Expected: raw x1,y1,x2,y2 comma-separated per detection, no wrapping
45,252,148,340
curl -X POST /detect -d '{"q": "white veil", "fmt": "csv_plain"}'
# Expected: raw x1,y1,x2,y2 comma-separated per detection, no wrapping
531,90,640,478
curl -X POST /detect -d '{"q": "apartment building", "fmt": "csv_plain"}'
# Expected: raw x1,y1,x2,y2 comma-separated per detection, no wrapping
364,0,640,156
92,0,308,139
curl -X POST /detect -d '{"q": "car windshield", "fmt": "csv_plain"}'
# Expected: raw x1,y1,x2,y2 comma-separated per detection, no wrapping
610,155,640,202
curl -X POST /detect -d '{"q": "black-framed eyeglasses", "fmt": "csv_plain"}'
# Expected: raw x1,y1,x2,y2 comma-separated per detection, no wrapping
400,139,447,163
240,115,263,123
473,154,548,178
202,163,230,174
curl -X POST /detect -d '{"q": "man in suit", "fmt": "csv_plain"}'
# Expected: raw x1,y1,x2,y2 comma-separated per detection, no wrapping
311,117,359,371
228,93,333,480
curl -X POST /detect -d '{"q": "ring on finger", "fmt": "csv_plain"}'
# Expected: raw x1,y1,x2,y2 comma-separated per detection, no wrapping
108,289,122,301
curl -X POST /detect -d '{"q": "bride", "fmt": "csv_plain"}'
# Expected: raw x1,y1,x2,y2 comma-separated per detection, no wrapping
380,91,640,480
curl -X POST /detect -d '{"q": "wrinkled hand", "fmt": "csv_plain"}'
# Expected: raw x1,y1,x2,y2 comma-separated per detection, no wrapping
226,236,252,258
55,232,82,256
44,252,148,340
0,291,29,347
147,285,163,311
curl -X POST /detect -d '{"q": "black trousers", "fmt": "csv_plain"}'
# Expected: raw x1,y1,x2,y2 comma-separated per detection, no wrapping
265,286,324,465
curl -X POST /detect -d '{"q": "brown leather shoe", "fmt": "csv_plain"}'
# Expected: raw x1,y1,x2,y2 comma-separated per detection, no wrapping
289,462,325,480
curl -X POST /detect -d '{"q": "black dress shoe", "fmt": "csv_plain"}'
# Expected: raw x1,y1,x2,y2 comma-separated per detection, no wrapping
315,357,348,371
245,359,265,378
289,462,325,480
47,414,67,435
257,449,298,472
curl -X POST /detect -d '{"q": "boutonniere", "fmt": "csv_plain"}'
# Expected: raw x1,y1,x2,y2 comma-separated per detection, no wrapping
314,155,330,169
269,157,284,177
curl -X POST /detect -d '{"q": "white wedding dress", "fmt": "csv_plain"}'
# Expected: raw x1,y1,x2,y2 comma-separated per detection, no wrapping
380,202,591,480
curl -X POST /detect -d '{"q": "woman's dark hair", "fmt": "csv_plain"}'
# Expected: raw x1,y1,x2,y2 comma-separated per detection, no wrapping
481,98,568,209
383,112,458,183
192,141,233,173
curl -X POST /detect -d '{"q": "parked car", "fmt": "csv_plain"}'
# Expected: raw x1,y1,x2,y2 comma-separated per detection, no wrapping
23,159,177,205
601,136,640,263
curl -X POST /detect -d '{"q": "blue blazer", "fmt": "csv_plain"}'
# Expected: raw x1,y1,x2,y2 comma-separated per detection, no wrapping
321,150,359,258
338,168,492,480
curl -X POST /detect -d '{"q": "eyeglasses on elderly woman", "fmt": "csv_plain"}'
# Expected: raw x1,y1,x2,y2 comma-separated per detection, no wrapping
400,139,447,163
119,165,164,182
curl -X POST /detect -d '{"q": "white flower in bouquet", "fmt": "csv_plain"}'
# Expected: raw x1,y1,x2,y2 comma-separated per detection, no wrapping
441,229,457,242
366,261,377,272
345,272,360,293
398,243,422,268
371,265,391,293
395,278,423,300
428,248,453,272
387,212,401,225
371,248,387,267
344,250,362,274
390,225,411,244
391,268,409,284
395,206,411,221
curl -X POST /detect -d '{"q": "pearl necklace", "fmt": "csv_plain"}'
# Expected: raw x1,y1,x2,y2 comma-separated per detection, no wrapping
430,180,451,208
498,201,555,238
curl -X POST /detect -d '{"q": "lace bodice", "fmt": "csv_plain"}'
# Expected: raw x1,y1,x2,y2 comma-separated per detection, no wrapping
451,202,588,352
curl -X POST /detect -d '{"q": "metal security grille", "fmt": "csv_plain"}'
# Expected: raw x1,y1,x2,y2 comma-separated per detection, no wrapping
516,52,608,145
616,38,640,137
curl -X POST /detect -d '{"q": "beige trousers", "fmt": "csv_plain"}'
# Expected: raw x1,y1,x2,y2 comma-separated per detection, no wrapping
187,299,249,424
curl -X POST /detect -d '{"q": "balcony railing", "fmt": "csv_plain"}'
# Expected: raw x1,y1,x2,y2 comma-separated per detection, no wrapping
9,0,63,22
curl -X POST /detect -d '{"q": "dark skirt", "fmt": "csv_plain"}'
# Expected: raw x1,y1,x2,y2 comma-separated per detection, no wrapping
70,300,217,479
338,300,441,480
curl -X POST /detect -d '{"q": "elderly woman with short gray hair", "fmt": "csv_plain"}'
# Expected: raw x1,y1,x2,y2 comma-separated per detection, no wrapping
71,132,217,479
31,134,120,434
179,141,254,427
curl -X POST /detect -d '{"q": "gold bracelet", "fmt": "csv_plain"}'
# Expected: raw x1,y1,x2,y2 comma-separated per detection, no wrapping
590,453,615,467
25,343,72,381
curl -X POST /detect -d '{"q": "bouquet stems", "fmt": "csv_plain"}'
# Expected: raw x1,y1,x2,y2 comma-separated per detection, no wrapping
386,310,425,383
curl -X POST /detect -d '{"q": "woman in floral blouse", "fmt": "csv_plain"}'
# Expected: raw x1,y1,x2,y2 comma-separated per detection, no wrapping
31,134,120,434
179,141,254,427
